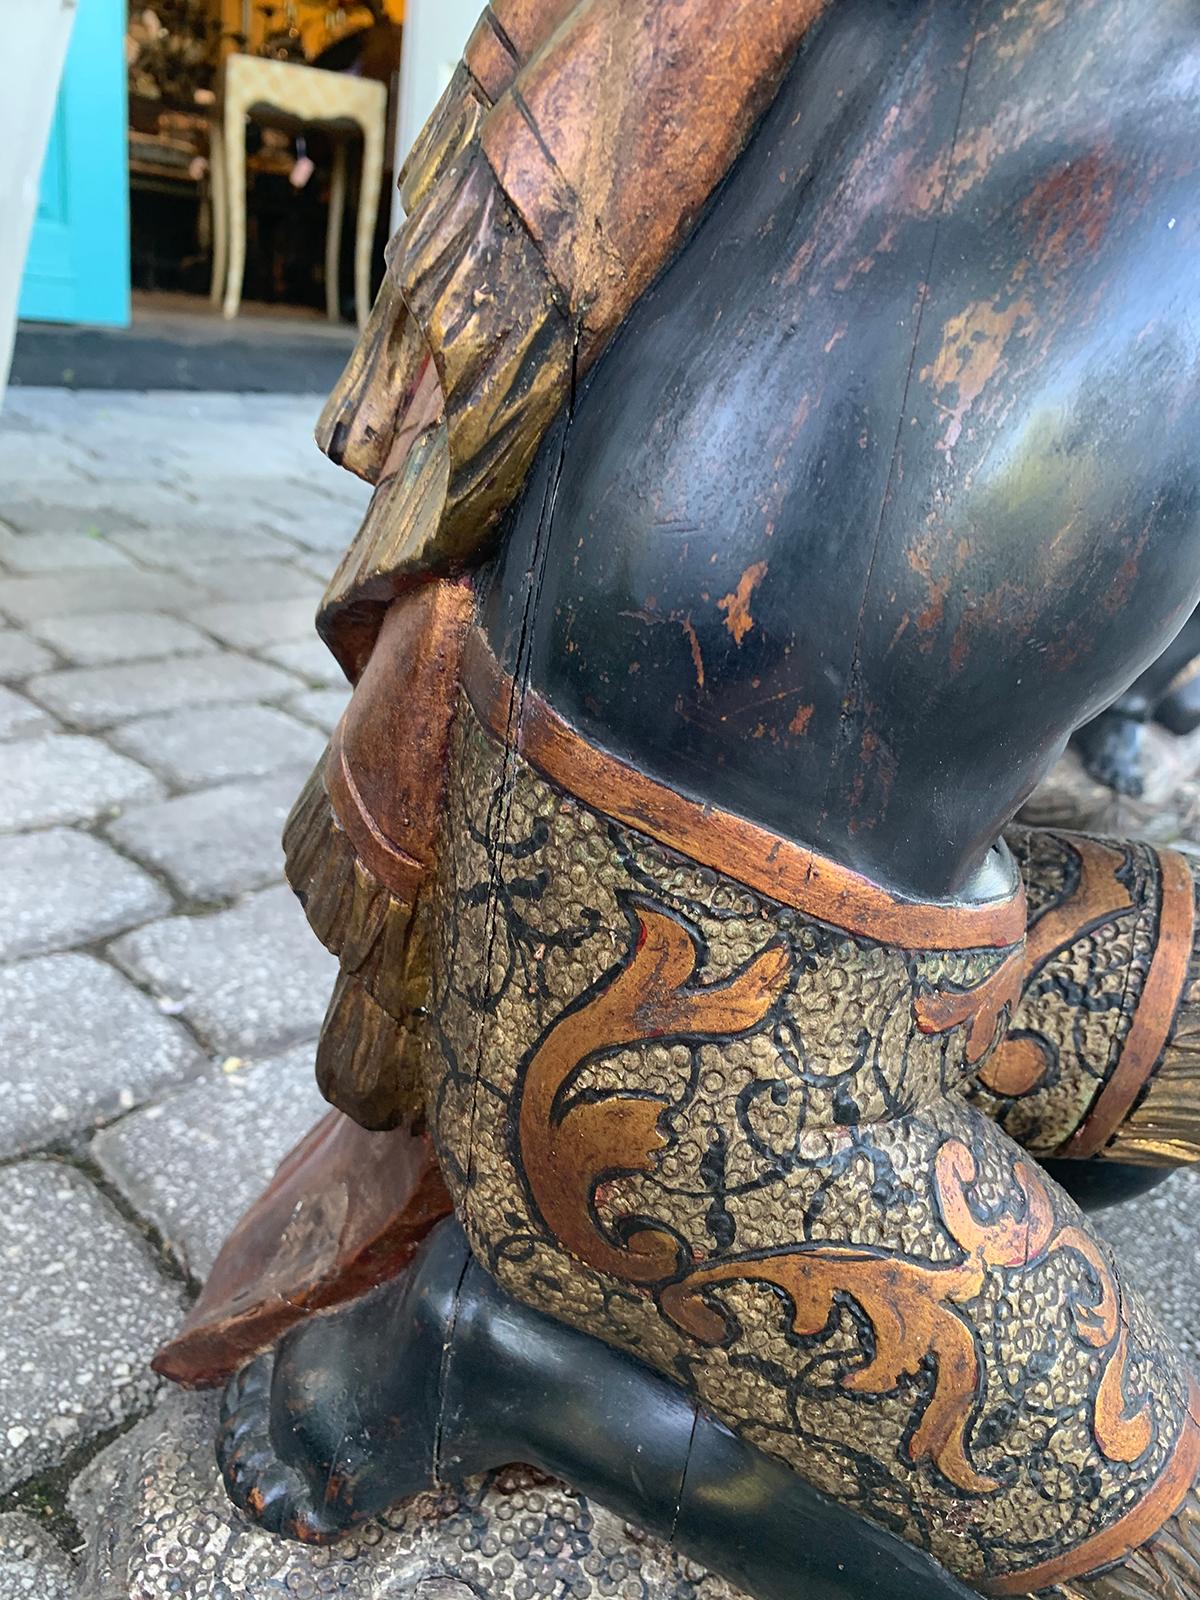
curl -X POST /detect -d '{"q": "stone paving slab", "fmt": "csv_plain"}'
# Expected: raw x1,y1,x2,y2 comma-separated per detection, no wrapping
0,828,171,960
80,436,185,472
93,1046,327,1280
0,480,196,535
0,628,54,681
107,524,302,575
106,766,312,901
184,558,323,603
261,634,345,686
110,885,338,1056
0,569,207,624
262,502,364,553
0,952,204,1155
158,436,319,483
0,526,135,573
71,1387,743,1600
292,549,338,584
0,1161,183,1494
203,462,367,512
28,652,299,730
0,430,94,479
95,498,293,541
64,452,186,484
0,734,163,833
285,687,349,733
29,609,218,667
0,500,143,538
109,703,325,789
0,1512,75,1599
192,596,320,651
0,684,59,740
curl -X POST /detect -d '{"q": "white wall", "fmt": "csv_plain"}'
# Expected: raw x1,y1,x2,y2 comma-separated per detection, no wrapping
392,0,481,228
0,0,77,401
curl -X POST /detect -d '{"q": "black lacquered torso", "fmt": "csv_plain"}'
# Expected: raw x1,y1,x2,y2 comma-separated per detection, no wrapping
483,0,1200,901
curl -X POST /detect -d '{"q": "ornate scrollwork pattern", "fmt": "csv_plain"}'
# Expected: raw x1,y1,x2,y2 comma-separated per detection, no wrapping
423,696,1198,1591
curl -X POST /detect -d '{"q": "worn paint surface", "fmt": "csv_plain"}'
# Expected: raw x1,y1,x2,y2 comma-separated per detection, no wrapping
482,0,1200,902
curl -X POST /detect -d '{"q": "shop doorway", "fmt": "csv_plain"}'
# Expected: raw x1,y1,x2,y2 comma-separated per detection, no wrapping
18,0,405,373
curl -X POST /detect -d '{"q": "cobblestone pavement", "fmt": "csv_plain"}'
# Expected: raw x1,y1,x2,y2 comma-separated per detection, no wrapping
1,387,1199,1596
0,389,350,1591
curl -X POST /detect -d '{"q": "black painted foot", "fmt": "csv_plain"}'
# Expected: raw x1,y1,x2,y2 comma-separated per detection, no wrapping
1073,710,1147,796
215,1217,975,1600
218,1354,346,1542
217,1221,456,1539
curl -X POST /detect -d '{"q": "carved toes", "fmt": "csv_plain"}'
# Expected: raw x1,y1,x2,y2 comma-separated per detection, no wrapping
217,1355,344,1544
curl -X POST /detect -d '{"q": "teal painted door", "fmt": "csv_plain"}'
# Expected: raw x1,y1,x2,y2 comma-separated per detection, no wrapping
19,0,130,326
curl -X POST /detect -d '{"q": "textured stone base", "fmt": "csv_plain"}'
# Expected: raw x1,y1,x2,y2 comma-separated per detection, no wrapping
71,1388,747,1600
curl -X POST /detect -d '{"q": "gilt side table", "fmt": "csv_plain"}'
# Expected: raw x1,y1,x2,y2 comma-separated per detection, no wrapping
210,53,386,329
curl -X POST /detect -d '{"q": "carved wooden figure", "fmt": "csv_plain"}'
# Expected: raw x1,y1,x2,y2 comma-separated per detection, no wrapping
157,3,1200,1597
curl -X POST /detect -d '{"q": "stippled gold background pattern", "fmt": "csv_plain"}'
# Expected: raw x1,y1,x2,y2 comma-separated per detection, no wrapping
963,829,1158,1153
421,698,1195,1588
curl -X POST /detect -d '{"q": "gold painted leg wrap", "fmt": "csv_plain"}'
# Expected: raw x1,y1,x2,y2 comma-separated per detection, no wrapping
420,693,1200,1595
964,827,1200,1166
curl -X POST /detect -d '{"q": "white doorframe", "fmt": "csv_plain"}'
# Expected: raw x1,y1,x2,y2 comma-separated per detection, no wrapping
391,0,480,230
0,0,77,402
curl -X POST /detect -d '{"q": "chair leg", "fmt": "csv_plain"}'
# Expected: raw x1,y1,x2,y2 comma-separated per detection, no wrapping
326,138,348,324
353,108,385,333
222,94,248,322
209,116,227,309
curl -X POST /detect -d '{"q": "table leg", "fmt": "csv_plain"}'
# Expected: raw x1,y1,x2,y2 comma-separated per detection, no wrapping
222,92,248,322
354,108,385,333
326,138,348,324
209,116,227,308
